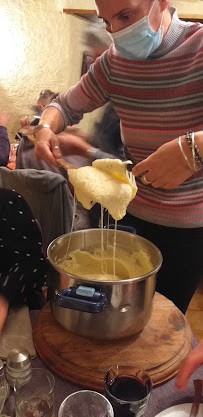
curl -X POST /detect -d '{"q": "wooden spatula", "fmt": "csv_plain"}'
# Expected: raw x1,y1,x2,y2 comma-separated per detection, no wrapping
189,379,202,417
27,136,77,170
56,158,77,170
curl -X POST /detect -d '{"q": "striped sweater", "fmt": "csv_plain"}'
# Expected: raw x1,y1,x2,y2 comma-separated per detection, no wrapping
50,8,203,228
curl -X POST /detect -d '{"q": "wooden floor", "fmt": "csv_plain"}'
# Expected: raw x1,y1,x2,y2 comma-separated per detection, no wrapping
185,279,203,341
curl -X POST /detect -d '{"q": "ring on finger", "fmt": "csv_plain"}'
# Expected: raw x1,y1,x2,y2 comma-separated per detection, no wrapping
142,174,151,185
53,145,60,150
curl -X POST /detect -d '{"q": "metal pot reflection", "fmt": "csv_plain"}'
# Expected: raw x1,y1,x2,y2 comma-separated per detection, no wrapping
47,229,162,340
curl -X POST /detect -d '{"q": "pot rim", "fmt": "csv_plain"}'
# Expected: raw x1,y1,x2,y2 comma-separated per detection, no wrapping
47,229,163,285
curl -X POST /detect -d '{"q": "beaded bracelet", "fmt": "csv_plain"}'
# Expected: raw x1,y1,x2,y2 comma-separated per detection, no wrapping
191,132,197,172
178,136,195,173
185,131,203,169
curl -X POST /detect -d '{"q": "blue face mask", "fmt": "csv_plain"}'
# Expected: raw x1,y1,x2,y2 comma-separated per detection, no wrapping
109,1,164,60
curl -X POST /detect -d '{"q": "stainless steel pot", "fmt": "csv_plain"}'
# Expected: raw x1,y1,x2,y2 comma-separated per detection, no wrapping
47,229,162,340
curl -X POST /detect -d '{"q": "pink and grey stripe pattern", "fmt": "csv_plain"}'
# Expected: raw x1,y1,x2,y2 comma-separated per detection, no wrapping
50,11,203,228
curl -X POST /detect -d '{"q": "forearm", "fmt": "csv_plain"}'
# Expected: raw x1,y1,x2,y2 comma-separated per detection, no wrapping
39,107,64,133
59,135,94,156
45,56,110,131
58,132,118,161
34,53,111,164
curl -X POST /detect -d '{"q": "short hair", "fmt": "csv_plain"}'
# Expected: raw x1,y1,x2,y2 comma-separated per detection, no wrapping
82,19,112,50
49,92,59,101
38,89,55,101
31,90,58,114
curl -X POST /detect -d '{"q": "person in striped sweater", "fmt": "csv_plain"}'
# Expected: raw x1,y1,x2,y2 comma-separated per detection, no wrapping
34,0,203,313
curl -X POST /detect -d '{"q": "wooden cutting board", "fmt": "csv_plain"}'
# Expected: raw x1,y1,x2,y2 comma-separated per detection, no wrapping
33,292,192,390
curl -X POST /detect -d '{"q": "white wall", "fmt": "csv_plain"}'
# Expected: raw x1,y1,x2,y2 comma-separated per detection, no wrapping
0,0,100,142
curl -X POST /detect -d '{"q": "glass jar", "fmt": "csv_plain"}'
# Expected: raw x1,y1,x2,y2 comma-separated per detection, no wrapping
6,348,31,388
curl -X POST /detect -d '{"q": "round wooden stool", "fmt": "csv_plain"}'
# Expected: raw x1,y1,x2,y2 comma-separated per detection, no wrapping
33,292,192,390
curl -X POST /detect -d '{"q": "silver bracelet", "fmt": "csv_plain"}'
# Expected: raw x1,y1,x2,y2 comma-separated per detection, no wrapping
33,124,51,138
178,136,195,173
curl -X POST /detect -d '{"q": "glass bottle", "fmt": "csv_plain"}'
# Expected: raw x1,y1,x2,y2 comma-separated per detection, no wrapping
0,359,9,414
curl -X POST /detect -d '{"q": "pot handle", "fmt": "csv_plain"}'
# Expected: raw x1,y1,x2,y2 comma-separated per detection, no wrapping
55,285,107,313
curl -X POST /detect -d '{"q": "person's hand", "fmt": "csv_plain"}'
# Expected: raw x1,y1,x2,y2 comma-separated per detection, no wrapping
0,109,9,127
132,137,194,189
34,128,61,166
175,340,203,390
56,131,93,156
35,126,93,165
64,126,92,143
0,295,9,333
20,116,30,128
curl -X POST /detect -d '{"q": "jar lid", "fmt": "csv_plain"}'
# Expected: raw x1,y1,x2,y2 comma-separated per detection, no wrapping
6,348,30,369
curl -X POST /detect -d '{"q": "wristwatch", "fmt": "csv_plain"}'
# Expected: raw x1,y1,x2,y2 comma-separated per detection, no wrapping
33,124,51,137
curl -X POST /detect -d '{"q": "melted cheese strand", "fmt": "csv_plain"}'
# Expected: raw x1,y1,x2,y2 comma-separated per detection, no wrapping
65,194,77,258
100,205,105,274
107,212,110,247
113,220,117,279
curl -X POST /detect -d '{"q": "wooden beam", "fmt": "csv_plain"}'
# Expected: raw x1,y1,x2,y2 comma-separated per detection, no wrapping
63,9,96,15
179,13,203,19
63,8,203,20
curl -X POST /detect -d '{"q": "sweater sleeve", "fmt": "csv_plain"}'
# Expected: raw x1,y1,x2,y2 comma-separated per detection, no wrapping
47,48,112,130
0,126,10,166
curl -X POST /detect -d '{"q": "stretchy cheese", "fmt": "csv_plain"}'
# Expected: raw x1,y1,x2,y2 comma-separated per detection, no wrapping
68,159,137,221
58,245,153,281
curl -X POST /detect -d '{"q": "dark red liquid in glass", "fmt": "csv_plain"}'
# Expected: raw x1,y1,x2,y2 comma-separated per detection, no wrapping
105,375,150,417
109,375,148,401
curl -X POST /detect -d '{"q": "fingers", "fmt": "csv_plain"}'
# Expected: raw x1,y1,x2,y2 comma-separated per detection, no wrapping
52,145,61,158
141,174,166,189
132,159,149,177
134,168,176,189
51,136,62,159
175,359,199,391
35,141,58,166
133,159,167,188
175,341,203,391
34,131,60,166
142,174,151,185
0,296,8,333
20,117,30,128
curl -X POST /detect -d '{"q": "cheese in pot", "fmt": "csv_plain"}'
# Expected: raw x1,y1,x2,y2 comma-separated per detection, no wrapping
68,159,137,221
57,245,153,281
